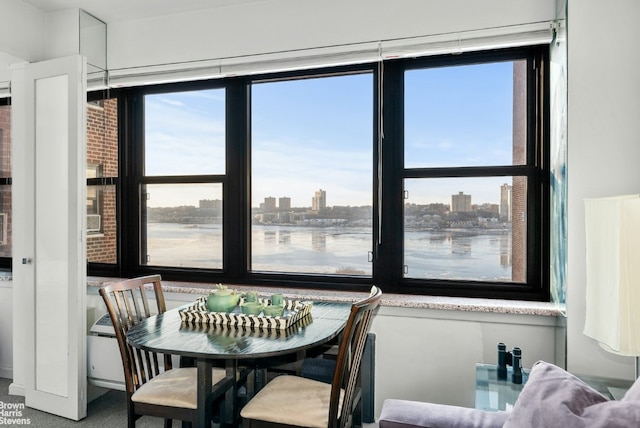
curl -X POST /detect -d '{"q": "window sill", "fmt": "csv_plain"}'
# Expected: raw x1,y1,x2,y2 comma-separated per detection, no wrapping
87,276,563,318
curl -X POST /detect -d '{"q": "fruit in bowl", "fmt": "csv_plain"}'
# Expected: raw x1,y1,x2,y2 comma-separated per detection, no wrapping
206,284,240,313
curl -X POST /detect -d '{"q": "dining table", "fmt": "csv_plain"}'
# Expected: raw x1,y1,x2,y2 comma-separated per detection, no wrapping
126,299,352,428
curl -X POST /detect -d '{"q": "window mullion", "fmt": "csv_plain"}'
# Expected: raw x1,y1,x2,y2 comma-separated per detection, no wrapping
225,80,249,281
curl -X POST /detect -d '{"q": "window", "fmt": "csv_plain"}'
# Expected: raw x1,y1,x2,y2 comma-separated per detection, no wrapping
87,163,104,233
94,46,549,300
140,88,225,270
251,73,373,276
380,48,549,299
86,94,118,266
0,100,11,264
403,60,529,283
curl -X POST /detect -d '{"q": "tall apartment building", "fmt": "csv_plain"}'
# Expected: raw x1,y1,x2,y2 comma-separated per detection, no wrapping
451,191,472,213
312,189,326,211
500,183,513,221
279,197,291,210
264,196,276,211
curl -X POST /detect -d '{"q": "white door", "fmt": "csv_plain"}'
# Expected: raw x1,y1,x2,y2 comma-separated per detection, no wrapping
11,55,87,420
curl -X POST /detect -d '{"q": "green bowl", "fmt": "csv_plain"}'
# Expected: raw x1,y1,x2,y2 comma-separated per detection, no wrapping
241,302,264,315
263,304,284,317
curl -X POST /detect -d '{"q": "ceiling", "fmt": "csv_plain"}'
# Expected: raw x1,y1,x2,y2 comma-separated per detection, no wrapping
21,0,267,23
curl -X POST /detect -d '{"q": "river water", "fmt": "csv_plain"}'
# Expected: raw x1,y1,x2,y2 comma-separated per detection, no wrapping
146,223,514,281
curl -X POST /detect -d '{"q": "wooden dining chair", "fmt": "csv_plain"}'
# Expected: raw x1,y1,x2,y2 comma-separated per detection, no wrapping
240,286,382,428
99,275,232,428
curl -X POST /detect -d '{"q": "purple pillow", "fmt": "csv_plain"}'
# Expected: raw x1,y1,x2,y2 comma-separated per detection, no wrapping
580,400,640,427
503,361,608,428
622,373,640,402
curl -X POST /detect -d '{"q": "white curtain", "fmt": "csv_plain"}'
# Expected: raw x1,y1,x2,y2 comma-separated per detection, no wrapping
584,194,640,356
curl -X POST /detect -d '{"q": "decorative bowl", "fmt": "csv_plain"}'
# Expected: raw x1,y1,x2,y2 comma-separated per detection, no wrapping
270,293,285,307
241,302,264,315
263,304,284,317
244,291,259,303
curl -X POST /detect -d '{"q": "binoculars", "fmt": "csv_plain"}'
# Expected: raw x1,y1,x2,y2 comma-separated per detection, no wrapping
497,342,523,384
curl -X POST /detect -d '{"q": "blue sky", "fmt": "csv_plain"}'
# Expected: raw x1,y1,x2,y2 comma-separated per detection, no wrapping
144,60,516,208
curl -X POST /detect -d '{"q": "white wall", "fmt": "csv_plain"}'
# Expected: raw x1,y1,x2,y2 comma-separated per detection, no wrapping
372,308,559,411
107,0,556,72
84,288,561,415
0,0,45,63
566,0,640,379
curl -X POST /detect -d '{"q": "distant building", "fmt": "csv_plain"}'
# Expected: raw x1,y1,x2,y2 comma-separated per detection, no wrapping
451,191,472,212
500,183,512,221
279,196,291,210
312,189,326,211
264,196,276,211
199,199,222,211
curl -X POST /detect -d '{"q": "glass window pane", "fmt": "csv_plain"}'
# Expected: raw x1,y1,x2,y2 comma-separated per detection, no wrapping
405,60,527,168
0,186,11,257
0,104,10,178
87,97,118,264
142,183,223,269
144,89,225,176
0,104,10,257
404,177,527,282
86,184,116,263
251,74,373,276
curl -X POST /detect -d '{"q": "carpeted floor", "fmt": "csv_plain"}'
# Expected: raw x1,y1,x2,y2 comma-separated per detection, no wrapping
0,378,168,427
0,378,378,428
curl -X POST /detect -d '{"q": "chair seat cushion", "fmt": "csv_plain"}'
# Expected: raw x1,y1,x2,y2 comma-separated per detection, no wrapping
240,375,344,428
132,367,227,409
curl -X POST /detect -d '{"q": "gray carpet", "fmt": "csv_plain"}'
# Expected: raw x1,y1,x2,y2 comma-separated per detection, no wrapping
0,378,378,428
0,378,169,427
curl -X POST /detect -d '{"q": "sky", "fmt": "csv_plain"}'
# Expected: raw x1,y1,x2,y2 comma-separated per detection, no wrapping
144,60,517,208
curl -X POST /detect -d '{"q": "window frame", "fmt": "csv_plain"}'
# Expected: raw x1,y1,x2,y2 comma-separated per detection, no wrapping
378,47,550,300
85,46,550,301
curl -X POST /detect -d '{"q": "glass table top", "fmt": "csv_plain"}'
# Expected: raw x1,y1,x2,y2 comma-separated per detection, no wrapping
475,363,530,412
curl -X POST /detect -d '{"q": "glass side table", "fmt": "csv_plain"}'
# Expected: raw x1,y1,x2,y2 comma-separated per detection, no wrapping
475,363,530,412
572,373,633,401
476,363,635,412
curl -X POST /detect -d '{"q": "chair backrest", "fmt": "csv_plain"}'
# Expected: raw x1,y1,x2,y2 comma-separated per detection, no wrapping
329,286,382,428
98,275,171,396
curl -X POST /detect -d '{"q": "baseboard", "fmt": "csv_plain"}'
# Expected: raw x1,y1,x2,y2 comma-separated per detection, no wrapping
8,382,24,396
0,366,12,380
87,383,110,402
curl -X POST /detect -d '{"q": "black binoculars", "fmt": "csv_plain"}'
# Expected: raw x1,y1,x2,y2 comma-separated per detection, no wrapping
497,342,523,384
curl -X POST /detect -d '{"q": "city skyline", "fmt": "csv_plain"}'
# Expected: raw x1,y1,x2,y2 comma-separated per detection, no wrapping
144,61,515,208
156,184,513,213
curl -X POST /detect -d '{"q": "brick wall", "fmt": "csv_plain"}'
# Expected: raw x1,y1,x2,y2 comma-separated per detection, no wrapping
512,61,527,282
86,99,118,263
